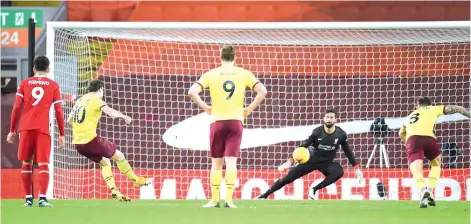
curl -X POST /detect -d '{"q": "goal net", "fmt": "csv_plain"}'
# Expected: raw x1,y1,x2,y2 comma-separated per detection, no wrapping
47,22,470,201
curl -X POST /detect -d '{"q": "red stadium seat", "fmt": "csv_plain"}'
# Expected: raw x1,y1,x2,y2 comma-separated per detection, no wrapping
162,5,192,21
68,1,137,22
192,5,219,22
67,1,469,22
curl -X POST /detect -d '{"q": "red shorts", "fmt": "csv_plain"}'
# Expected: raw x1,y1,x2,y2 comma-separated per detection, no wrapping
209,120,243,158
406,135,441,164
18,130,51,163
74,136,117,163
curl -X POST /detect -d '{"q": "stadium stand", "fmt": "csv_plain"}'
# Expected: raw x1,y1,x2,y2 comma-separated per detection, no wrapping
66,1,470,22
69,40,114,94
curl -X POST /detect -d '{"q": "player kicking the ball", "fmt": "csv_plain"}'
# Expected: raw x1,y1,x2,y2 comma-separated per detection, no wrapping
398,97,470,208
188,46,267,208
69,79,153,201
257,108,363,200
7,56,66,207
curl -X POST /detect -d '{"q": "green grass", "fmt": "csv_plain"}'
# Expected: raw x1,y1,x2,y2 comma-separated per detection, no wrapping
1,200,469,224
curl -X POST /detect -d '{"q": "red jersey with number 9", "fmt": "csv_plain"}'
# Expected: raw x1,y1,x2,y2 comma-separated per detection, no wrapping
15,76,62,135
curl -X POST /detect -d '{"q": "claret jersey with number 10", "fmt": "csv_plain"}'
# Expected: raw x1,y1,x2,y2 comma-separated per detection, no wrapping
196,64,259,124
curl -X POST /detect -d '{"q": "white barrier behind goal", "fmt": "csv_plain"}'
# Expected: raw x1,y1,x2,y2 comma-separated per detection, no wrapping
46,22,470,201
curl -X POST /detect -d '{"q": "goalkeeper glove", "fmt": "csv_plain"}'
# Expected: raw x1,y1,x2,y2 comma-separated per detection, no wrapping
278,159,294,172
354,165,364,184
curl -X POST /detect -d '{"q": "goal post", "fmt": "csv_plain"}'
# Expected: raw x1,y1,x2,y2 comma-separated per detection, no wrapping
46,21,470,200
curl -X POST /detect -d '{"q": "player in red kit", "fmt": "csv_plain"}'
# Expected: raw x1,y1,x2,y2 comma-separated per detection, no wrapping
7,56,65,207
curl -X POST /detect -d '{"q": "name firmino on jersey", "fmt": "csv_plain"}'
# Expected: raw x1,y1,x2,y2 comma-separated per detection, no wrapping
29,80,50,85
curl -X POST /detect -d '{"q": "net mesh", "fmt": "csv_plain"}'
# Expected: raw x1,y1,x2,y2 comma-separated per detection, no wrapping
51,26,470,200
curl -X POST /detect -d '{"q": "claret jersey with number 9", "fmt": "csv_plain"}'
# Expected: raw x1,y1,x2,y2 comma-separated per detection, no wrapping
404,105,445,141
71,94,107,144
196,64,259,124
16,76,62,135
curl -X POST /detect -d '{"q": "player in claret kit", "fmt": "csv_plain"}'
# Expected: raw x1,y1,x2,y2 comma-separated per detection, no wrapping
7,56,66,207
188,45,268,208
398,97,470,208
69,79,153,201
257,107,363,200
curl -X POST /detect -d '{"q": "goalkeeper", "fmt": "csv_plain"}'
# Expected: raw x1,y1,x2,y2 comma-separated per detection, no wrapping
257,108,363,199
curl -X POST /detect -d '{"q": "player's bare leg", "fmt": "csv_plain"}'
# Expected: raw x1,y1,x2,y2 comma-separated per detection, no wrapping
37,162,53,207
98,158,131,202
224,156,238,208
427,156,441,206
409,159,428,208
203,158,223,208
21,160,34,207
111,150,153,188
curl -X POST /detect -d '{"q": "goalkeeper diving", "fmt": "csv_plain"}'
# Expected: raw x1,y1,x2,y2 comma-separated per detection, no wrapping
68,80,153,201
257,108,363,199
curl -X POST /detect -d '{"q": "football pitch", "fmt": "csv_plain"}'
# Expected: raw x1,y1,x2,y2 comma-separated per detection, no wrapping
1,200,469,224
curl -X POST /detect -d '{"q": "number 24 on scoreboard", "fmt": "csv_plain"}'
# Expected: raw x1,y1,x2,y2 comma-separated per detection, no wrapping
1,30,19,46
1,28,41,48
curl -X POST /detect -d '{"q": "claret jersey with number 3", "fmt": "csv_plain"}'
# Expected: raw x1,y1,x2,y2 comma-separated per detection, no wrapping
196,64,259,123
71,94,106,144
16,76,62,135
404,105,445,141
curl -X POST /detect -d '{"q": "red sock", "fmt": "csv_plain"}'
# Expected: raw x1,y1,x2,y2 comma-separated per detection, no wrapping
38,165,49,198
21,164,33,198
